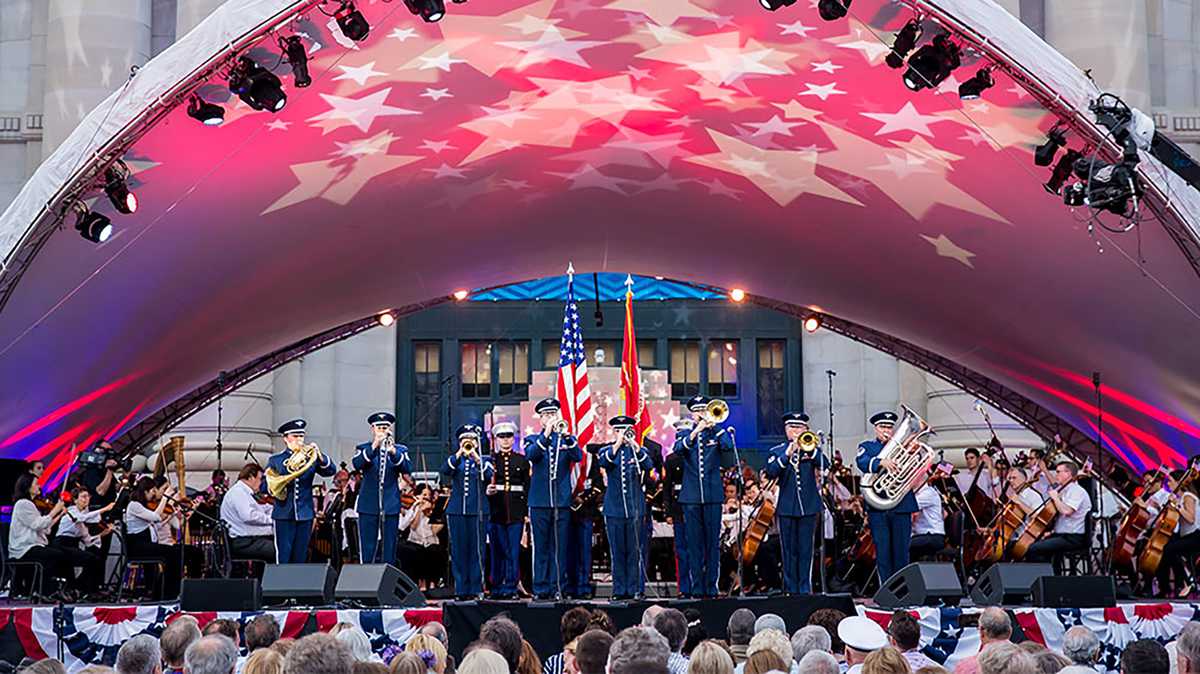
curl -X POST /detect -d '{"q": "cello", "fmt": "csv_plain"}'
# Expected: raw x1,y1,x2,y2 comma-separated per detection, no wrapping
1137,460,1200,577
1110,465,1167,572
1010,458,1092,561
976,476,1039,564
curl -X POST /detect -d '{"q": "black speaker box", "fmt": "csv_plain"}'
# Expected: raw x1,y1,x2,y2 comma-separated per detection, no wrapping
180,578,261,611
335,563,426,607
262,563,337,606
873,562,963,608
970,563,1054,605
1032,575,1116,608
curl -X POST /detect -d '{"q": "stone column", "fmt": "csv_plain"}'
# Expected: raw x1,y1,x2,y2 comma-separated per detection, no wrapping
1043,0,1151,111
168,376,275,489
42,0,152,158
922,372,1044,465
175,0,225,37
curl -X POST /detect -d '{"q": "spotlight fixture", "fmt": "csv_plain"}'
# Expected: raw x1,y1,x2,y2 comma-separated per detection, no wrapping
453,289,469,301
1033,126,1067,167
451,0,467,3
885,18,922,69
228,56,287,112
404,0,445,22
958,67,994,100
377,311,396,327
902,32,960,91
817,0,851,20
334,1,370,41
75,209,114,244
104,164,137,214
186,95,224,126
1043,148,1082,195
729,288,746,303
280,35,311,88
759,0,797,10
803,315,822,333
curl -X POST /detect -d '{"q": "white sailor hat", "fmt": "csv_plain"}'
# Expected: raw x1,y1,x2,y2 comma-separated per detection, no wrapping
493,422,517,436
870,411,899,427
837,616,888,653
277,419,307,435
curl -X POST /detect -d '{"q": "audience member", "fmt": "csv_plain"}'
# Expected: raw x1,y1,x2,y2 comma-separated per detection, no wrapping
643,605,666,628
404,635,448,674
683,609,707,657
797,651,839,674
545,608,592,674
754,615,786,637
792,626,832,664
117,635,162,674
353,664,390,674
976,642,1035,674
861,648,910,674
283,633,353,674
388,653,426,674
884,613,931,672
1122,639,1170,674
1033,651,1069,674
807,610,848,663
745,629,792,674
655,609,691,674
575,630,614,674
609,626,670,674
727,610,757,665
243,649,283,674
837,616,888,674
337,627,383,664
419,624,449,648
202,621,240,647
953,608,1012,674
912,667,948,674
479,616,524,674
77,668,118,674
688,641,734,674
586,609,614,636
743,651,786,674
457,651,508,674
270,640,295,659
163,618,203,674
1062,626,1100,668
246,615,281,652
519,641,542,674
1057,667,1099,674
20,661,67,674
186,636,239,674
1018,642,1047,654
1179,622,1200,674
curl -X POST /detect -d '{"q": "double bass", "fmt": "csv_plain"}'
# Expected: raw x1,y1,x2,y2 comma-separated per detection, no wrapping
1010,459,1092,560
1137,460,1200,576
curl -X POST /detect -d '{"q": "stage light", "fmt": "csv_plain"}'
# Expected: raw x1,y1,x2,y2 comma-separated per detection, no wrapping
902,33,960,91
334,1,370,41
228,56,287,112
1044,148,1082,195
759,0,797,10
75,210,113,244
803,315,822,333
817,0,850,20
377,311,396,327
453,289,469,301
958,68,994,100
729,288,746,302
104,165,137,214
1034,127,1067,167
281,35,311,88
885,18,922,69
404,0,445,22
186,95,224,126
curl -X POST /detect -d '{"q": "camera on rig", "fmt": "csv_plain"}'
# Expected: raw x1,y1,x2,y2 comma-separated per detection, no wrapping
77,442,132,471
1059,94,1154,215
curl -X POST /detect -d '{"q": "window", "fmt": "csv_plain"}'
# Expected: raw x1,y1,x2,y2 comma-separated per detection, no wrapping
707,340,739,397
669,340,701,398
413,342,442,438
543,340,621,368
496,342,530,397
757,340,787,437
638,339,656,368
460,341,491,398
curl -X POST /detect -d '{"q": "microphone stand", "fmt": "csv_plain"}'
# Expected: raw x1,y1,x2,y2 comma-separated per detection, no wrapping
820,369,836,593
1094,371,1108,575
729,426,744,597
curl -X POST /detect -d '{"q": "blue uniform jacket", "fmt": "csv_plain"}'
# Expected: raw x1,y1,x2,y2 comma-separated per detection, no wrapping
268,448,337,521
671,426,733,505
524,432,583,508
764,442,828,517
351,441,413,515
856,439,918,513
598,442,654,519
443,453,495,516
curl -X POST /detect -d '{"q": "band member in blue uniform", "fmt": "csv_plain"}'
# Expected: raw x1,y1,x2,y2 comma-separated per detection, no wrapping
599,415,655,600
523,398,583,600
856,411,917,584
443,424,494,600
671,395,734,598
352,412,412,565
565,446,603,599
765,412,828,595
268,419,337,564
663,424,691,596
485,422,528,599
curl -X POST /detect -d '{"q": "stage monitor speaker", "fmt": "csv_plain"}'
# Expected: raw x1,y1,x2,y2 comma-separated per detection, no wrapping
873,562,963,608
335,563,426,607
262,563,337,606
1031,575,1116,608
970,563,1054,605
180,578,261,611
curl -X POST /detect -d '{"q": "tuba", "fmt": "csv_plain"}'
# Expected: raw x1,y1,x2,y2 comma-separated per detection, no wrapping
704,399,729,425
266,442,319,500
860,405,936,510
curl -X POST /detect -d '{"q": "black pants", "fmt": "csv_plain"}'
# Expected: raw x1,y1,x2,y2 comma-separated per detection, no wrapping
1025,533,1087,563
51,536,106,592
230,536,276,565
126,531,204,599
12,545,74,596
909,534,946,560
1156,531,1200,593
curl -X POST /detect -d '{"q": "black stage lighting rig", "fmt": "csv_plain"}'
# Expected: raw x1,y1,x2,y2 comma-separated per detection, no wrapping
1043,148,1082,195
281,35,311,88
1060,94,1152,215
404,0,446,22
228,56,287,112
104,163,137,214
760,0,797,10
334,1,370,41
958,67,994,100
75,208,113,244
885,18,922,69
1034,126,1067,166
817,0,851,21
903,32,959,91
187,95,224,126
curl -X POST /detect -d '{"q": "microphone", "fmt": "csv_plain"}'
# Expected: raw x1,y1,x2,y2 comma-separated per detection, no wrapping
826,369,837,377
1092,371,1101,388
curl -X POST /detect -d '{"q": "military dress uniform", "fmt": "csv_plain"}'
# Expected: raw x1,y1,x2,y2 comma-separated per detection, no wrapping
671,395,734,598
598,416,655,599
352,412,413,565
523,398,583,599
764,412,829,595
565,451,604,598
268,419,337,564
443,424,494,599
663,443,691,595
486,422,529,599
856,410,917,585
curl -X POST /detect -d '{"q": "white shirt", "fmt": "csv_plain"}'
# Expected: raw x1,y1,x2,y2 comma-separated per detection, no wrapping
1178,492,1199,536
955,466,993,499
913,485,944,536
1017,488,1043,512
1146,489,1171,519
399,505,438,547
221,481,274,537
54,507,103,545
1053,482,1091,534
125,501,162,535
9,500,55,559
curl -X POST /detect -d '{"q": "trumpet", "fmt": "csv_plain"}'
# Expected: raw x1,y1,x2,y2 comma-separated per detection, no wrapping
621,428,637,445
460,436,479,454
548,417,569,435
704,399,729,425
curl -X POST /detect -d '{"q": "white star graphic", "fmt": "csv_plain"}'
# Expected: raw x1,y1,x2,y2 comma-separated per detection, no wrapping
837,39,891,63
506,14,560,35
869,152,933,179
418,51,465,72
425,163,467,179
959,129,989,147
811,60,842,74
501,179,530,190
388,27,417,42
1006,84,1029,99
498,26,604,68
265,119,291,131
703,178,741,199
626,66,652,80
799,82,846,101
667,115,698,127
921,233,976,268
334,61,385,86
860,101,950,138
331,132,395,158
307,89,418,134
421,87,453,101
746,114,806,138
419,139,453,153
778,20,815,37
547,164,631,194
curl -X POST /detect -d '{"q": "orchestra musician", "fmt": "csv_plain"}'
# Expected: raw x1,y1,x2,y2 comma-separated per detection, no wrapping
672,395,734,598
124,476,193,599
524,398,582,600
765,412,827,595
663,422,691,596
1005,466,1045,513
52,486,115,596
219,463,277,565
1024,460,1092,562
149,476,205,580
1153,469,1199,596
444,424,494,600
398,483,442,590
9,473,71,596
267,419,337,564
909,477,945,560
485,422,528,599
598,415,654,600
71,441,122,560
857,410,916,585
352,412,413,565
955,447,996,503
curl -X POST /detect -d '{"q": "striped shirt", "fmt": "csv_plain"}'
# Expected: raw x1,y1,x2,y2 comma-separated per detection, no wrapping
543,652,565,674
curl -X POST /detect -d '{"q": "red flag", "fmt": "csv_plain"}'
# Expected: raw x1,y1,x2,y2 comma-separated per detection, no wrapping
621,277,653,443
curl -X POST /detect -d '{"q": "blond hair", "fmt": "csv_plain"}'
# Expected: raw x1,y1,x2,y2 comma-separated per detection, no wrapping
243,648,284,674
458,650,509,674
688,640,734,674
862,647,911,674
405,634,448,674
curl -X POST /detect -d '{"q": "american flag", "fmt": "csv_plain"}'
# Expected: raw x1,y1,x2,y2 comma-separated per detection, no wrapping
556,265,595,448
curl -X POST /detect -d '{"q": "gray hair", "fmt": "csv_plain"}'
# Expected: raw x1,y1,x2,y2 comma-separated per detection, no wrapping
1056,667,1100,674
977,642,1035,674
334,627,378,663
185,635,239,674
162,619,203,667
642,605,665,628
748,629,793,670
754,614,786,636
19,661,67,674
77,668,118,674
116,635,161,674
1179,622,1200,673
977,608,1012,641
796,651,839,674
609,626,670,674
1062,626,1100,665
728,609,756,647
791,626,832,662
419,622,449,646
283,633,353,674
457,650,508,674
